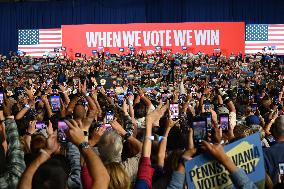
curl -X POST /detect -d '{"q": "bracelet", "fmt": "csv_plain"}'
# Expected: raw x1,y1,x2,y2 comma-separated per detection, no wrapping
40,149,51,158
24,104,30,110
25,131,33,136
145,136,154,141
6,116,14,120
158,136,167,142
123,132,132,142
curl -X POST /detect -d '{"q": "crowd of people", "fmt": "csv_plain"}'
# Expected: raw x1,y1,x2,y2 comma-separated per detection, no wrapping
0,49,283,189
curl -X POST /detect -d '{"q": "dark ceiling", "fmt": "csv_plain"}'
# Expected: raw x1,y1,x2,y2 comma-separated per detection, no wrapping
0,0,53,2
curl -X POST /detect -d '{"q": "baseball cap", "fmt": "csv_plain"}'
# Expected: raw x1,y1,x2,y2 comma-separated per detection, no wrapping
245,115,261,126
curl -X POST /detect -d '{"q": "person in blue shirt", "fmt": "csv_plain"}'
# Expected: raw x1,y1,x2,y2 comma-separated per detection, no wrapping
264,115,284,186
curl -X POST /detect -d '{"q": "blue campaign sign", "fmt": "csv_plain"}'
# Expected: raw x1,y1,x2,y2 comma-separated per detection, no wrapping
201,65,208,72
185,132,265,189
162,69,169,76
146,63,154,69
188,71,195,78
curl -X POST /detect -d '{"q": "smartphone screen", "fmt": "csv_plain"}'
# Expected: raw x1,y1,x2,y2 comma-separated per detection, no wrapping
162,93,168,103
35,96,42,102
105,110,114,127
204,101,211,111
203,112,212,131
279,162,284,183
36,121,47,130
178,94,186,104
0,92,4,109
192,119,207,146
219,114,229,131
279,163,284,174
50,95,60,112
127,87,134,96
170,104,179,120
58,121,69,142
251,103,257,112
118,94,124,106
266,135,276,143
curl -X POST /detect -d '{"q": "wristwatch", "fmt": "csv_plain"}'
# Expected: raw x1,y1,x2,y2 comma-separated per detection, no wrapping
123,132,132,142
83,131,89,136
78,141,90,150
25,131,33,136
24,104,30,110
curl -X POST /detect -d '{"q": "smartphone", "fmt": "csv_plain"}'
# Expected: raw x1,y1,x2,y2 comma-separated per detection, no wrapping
0,91,4,110
35,96,42,102
219,113,229,131
178,94,186,104
58,121,69,142
127,86,134,96
203,112,212,131
162,93,168,103
192,117,208,146
105,110,114,128
50,95,60,112
36,121,47,130
251,103,258,112
118,94,125,106
97,85,102,91
279,163,284,183
204,101,211,111
170,104,179,120
266,135,276,143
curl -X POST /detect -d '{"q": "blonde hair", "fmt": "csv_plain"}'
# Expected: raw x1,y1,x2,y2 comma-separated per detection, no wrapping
105,162,131,189
234,124,265,139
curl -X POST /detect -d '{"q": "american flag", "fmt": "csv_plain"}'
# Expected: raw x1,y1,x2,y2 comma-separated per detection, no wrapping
18,28,62,57
245,24,284,55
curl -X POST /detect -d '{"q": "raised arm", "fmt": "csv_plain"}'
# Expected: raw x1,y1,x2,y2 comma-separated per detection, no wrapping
0,114,26,189
134,103,167,189
65,119,110,189
157,118,178,167
66,95,79,115
42,95,53,118
18,132,60,189
138,88,152,108
59,84,70,105
111,119,142,155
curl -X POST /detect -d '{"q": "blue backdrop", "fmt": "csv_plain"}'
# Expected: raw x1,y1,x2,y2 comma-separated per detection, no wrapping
0,0,283,54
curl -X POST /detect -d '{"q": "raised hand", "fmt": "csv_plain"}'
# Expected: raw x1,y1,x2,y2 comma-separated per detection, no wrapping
27,120,36,134
146,101,168,126
110,118,126,135
65,119,85,146
46,120,54,136
201,140,227,163
3,98,13,117
183,128,197,160
166,117,179,129
89,127,106,146
44,131,60,155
